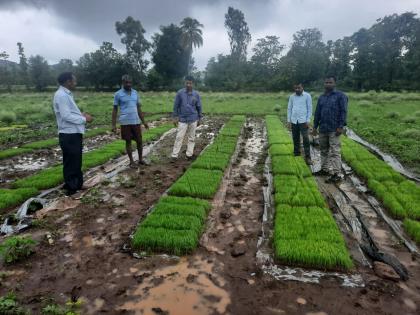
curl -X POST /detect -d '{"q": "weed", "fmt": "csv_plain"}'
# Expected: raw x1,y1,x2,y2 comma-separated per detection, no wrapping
0,236,36,264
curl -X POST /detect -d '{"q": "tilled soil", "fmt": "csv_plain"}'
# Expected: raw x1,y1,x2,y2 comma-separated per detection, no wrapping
1,117,420,315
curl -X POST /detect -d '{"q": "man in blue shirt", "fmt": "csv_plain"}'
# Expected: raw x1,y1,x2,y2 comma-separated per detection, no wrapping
171,75,202,160
53,72,93,196
112,75,149,168
287,83,312,165
313,76,348,183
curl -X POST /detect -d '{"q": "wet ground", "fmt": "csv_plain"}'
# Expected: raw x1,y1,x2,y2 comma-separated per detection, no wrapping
0,120,165,187
0,117,419,315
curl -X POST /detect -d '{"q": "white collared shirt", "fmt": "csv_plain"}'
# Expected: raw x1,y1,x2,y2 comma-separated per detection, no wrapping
53,86,86,134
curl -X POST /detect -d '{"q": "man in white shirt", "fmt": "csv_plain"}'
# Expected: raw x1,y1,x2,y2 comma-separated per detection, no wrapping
53,72,92,196
287,83,312,165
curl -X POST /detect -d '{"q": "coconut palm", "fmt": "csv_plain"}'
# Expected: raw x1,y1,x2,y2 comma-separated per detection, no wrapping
180,17,204,74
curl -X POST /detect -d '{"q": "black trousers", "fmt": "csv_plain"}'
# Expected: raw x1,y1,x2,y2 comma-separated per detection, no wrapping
59,133,83,192
291,123,311,158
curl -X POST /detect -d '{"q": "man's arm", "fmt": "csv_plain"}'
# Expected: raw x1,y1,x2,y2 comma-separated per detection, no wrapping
287,96,292,129
172,93,181,126
336,93,348,135
57,95,86,125
196,93,202,126
313,97,321,133
306,93,312,125
112,93,119,133
287,96,292,123
138,101,149,129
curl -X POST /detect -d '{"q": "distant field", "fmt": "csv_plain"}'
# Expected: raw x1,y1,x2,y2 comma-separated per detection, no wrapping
0,91,419,172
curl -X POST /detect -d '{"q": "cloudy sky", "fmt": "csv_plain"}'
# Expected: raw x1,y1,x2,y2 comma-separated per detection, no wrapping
1,0,419,69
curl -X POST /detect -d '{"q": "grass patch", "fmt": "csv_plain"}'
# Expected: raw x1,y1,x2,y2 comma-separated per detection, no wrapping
342,137,420,224
132,115,244,255
403,219,420,244
266,115,352,270
168,168,224,199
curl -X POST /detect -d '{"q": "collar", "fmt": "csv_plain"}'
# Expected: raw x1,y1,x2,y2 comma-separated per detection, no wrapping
324,89,336,96
59,85,72,95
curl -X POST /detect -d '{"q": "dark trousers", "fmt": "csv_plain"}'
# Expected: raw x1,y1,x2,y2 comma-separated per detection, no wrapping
59,133,83,193
291,123,310,158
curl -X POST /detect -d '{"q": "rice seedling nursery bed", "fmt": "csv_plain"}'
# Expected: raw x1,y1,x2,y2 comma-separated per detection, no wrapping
266,115,353,270
342,136,420,244
0,123,174,212
131,115,245,254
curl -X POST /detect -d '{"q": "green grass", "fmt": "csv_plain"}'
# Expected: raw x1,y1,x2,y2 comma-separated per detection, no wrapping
0,127,110,159
266,115,353,270
342,137,420,227
0,188,39,210
0,236,36,264
191,151,231,171
0,147,32,160
168,168,224,199
132,115,245,254
403,219,420,244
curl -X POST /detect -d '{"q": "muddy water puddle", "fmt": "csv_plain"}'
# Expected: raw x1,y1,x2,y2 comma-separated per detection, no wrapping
119,256,230,315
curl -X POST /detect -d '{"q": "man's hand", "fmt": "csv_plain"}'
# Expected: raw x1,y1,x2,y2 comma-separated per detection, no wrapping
83,113,93,123
111,125,117,134
197,120,201,127
304,122,310,129
287,122,291,130
144,123,150,130
336,127,343,136
173,118,179,127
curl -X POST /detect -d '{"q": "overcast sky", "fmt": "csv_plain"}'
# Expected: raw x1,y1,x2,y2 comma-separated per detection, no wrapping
1,0,419,70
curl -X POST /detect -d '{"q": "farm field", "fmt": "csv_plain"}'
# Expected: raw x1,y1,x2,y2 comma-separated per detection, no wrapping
0,92,419,314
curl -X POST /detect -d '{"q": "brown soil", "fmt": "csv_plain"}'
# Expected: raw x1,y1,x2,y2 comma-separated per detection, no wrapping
1,117,419,315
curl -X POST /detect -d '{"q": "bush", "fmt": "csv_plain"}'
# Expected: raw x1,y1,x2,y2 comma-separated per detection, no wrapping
0,111,17,124
0,236,36,264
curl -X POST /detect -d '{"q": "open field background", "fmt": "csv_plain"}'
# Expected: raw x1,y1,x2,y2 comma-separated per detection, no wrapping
1,91,419,172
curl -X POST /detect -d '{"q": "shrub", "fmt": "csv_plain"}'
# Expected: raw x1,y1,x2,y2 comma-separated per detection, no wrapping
0,293,28,315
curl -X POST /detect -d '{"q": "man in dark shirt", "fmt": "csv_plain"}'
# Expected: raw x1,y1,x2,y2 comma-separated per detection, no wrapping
171,75,202,160
313,76,348,183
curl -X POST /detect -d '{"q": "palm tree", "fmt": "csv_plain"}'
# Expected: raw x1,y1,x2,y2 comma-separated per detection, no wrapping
180,17,204,74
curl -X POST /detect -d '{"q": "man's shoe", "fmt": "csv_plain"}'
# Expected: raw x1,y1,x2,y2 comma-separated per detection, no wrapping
138,160,149,166
313,169,329,176
326,173,342,183
170,156,178,163
65,189,77,196
186,155,194,161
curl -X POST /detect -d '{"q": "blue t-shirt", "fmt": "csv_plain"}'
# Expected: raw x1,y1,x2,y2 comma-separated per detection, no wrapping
113,88,141,125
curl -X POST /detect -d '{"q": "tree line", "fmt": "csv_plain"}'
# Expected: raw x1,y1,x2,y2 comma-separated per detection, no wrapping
1,8,419,92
